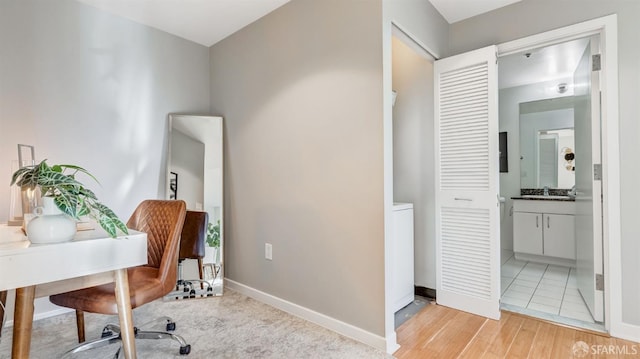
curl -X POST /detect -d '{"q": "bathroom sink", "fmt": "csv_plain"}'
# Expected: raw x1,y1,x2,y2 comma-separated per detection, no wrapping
521,195,572,200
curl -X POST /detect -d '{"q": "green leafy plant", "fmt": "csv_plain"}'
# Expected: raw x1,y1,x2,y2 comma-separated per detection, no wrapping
206,220,220,248
11,159,128,238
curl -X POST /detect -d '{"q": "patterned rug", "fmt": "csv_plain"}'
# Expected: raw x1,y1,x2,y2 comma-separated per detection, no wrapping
0,289,391,359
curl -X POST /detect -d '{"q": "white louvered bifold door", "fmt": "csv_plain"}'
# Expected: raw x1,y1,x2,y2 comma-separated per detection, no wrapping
434,46,500,319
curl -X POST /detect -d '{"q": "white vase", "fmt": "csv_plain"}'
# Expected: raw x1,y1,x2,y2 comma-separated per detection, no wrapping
27,197,77,244
204,246,220,264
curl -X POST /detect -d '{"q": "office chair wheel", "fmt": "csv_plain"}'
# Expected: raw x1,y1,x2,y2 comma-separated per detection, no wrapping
166,322,176,331
180,344,191,355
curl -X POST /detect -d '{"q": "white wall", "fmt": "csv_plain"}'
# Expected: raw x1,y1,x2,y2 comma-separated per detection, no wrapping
0,0,210,322
170,129,205,210
391,37,435,290
452,0,640,327
0,0,210,223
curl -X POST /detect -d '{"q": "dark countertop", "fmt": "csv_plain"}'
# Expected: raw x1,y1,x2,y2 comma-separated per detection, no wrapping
511,196,575,202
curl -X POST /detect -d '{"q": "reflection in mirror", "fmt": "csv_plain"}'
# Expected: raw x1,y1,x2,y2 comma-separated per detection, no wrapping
519,98,575,189
167,114,224,298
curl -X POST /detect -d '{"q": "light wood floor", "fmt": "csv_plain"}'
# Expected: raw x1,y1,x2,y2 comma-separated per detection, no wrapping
395,303,639,358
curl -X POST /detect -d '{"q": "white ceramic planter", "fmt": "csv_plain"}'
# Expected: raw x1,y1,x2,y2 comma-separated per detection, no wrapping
27,197,77,244
204,246,220,264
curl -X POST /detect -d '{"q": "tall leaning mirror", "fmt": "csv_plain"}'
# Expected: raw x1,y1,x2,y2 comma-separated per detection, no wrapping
167,114,224,298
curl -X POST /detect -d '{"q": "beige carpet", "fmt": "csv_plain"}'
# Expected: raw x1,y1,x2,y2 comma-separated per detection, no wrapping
0,289,392,359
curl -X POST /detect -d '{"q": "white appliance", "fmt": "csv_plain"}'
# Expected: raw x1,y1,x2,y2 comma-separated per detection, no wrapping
392,202,415,312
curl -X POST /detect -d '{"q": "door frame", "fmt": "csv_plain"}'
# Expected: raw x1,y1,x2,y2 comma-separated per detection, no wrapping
496,15,619,334
382,20,440,353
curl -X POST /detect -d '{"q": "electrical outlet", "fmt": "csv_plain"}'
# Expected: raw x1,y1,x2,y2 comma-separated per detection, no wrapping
265,243,272,260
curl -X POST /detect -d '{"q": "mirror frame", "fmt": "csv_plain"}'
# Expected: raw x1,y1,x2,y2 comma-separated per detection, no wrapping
167,114,224,296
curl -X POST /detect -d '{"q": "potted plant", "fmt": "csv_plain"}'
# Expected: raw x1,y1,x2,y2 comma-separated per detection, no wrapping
11,159,128,239
206,220,220,263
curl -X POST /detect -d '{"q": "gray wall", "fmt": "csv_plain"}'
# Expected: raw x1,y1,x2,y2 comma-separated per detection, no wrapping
0,0,210,321
451,0,640,325
0,0,210,222
391,37,435,290
385,0,449,58
210,0,385,336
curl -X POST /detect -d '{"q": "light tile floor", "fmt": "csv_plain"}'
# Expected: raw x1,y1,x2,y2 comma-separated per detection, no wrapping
500,251,596,324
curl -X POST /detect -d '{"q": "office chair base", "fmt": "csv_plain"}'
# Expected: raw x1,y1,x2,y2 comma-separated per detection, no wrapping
61,317,190,358
165,280,215,300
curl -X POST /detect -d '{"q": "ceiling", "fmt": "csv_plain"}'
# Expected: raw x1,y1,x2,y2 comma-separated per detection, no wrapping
76,0,583,92
77,0,523,48
428,0,522,24
77,0,291,47
498,38,590,89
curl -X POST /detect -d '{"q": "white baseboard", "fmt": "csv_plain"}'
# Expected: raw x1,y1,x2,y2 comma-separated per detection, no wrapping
386,330,400,354
225,279,388,352
4,307,72,328
611,321,640,344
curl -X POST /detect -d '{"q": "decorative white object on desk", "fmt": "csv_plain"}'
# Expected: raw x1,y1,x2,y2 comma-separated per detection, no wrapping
26,196,77,244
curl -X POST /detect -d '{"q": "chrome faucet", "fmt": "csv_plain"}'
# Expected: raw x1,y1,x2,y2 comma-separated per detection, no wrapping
543,186,549,196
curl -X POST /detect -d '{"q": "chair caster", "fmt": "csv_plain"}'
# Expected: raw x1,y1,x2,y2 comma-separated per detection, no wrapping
166,322,176,331
180,344,191,355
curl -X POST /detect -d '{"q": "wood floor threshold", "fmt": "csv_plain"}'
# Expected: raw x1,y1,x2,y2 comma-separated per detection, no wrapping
394,303,639,359
502,308,610,338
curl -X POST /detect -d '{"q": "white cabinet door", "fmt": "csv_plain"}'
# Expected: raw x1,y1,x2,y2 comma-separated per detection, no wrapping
544,213,576,260
392,207,415,312
513,212,543,255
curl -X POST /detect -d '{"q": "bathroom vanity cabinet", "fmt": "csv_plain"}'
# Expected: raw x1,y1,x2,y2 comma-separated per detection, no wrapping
512,199,576,265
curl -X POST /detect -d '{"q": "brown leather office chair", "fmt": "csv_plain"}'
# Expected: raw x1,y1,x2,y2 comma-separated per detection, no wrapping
178,211,208,284
50,200,190,356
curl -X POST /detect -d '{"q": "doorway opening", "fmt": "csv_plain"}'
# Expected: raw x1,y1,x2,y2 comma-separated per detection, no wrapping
390,25,436,330
498,36,605,332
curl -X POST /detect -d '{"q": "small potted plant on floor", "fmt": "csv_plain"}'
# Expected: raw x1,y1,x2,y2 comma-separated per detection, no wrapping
11,159,128,242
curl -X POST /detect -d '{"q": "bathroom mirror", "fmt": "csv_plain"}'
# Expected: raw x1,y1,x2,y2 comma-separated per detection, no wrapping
167,114,224,297
519,97,575,189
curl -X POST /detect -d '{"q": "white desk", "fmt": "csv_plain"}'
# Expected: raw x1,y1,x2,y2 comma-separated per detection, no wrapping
0,225,147,359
